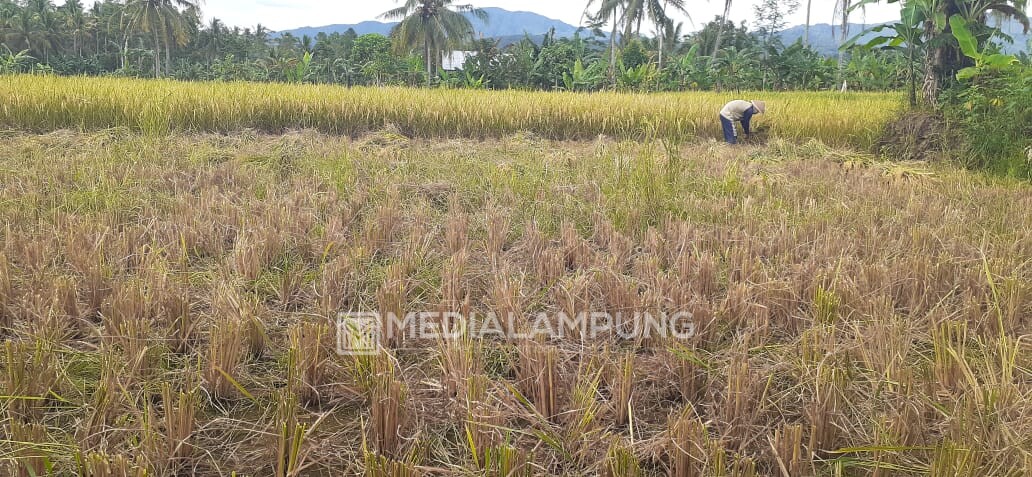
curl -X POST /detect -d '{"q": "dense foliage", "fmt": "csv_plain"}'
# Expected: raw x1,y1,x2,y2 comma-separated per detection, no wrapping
846,0,1030,177
0,0,910,92
941,7,1030,178
941,63,1031,178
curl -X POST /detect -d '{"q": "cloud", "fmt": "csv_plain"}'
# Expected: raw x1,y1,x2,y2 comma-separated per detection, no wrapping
255,0,296,8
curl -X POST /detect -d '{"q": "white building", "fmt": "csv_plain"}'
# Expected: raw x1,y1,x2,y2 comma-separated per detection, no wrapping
442,51,472,71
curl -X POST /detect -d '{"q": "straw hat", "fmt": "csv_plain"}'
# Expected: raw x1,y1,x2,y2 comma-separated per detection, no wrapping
751,100,767,114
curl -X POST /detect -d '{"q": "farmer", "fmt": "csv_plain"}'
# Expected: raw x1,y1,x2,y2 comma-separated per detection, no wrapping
719,100,765,144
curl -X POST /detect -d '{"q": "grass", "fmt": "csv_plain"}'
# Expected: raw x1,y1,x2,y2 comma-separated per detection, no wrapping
0,126,1029,475
0,75,899,147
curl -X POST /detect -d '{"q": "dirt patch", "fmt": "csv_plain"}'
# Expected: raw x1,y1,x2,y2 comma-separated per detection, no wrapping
874,110,957,162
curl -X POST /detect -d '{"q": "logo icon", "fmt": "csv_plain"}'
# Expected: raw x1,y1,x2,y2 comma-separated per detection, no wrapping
336,312,381,355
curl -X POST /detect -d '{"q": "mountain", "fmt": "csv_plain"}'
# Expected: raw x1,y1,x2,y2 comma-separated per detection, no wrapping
469,7,580,38
276,7,580,40
777,23,892,57
989,19,1031,54
278,9,1029,55
276,22,389,38
779,20,1030,56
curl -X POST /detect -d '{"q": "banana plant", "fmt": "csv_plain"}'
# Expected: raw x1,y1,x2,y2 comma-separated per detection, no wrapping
616,60,658,92
848,0,1029,104
463,71,487,89
842,0,929,105
665,44,712,90
284,51,313,83
0,46,33,74
950,14,1019,80
437,69,461,88
562,59,602,92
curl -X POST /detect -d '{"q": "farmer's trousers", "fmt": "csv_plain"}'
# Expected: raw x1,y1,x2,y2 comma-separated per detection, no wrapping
720,115,737,144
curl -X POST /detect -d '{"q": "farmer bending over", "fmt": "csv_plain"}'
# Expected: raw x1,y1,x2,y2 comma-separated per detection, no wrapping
719,100,765,144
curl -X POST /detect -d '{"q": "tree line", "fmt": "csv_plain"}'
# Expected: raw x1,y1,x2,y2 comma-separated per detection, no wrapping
0,0,910,92
0,0,1027,100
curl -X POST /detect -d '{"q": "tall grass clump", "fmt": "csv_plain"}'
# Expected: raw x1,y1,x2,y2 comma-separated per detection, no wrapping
942,68,1032,178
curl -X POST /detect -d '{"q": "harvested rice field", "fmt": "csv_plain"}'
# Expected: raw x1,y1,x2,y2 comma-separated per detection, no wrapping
0,125,1030,475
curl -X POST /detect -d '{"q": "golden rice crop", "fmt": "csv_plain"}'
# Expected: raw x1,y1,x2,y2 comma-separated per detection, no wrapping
0,75,899,147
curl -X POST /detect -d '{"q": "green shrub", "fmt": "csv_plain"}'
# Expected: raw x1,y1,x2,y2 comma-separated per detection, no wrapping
943,67,1032,179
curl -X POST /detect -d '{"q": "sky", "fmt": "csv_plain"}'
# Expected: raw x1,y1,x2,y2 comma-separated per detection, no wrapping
201,0,902,33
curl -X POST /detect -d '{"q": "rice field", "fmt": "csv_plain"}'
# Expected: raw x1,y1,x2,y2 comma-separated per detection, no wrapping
0,75,898,147
0,124,1030,476
1,77,1030,476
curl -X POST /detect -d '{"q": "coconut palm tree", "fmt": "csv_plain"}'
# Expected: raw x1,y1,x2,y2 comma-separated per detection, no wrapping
613,0,688,74
585,0,626,84
122,0,197,77
254,24,270,43
804,0,813,46
36,7,60,63
300,34,315,54
165,2,200,74
711,0,733,58
834,0,852,90
63,0,91,58
203,17,224,61
123,0,165,76
90,0,111,58
657,18,685,69
622,0,689,40
276,32,300,55
380,0,488,86
655,0,689,70
4,9,41,55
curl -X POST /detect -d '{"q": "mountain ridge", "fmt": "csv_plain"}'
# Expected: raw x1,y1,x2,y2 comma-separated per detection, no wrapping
276,8,1029,55
277,7,581,40
779,21,1029,55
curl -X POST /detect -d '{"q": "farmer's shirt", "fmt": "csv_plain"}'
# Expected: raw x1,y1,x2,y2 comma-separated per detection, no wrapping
720,100,757,135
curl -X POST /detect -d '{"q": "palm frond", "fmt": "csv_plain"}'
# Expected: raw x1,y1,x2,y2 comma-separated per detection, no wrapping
380,6,412,21
984,3,1030,32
